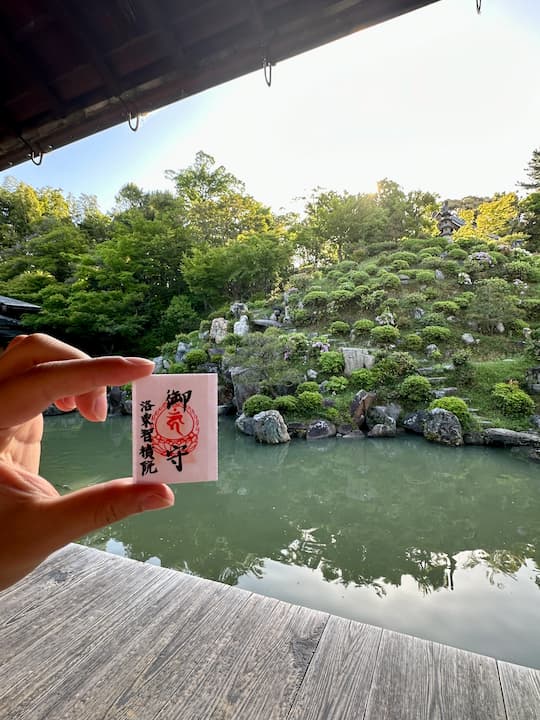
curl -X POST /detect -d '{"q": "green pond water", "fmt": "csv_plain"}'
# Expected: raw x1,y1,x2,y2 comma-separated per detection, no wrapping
42,415,540,669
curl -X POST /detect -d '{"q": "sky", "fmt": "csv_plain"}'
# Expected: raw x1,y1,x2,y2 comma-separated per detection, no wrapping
2,0,540,214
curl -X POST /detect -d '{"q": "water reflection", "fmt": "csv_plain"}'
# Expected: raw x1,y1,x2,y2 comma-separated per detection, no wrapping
41,415,540,667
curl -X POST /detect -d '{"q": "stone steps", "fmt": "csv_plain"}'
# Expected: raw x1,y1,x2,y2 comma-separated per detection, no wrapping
427,376,448,385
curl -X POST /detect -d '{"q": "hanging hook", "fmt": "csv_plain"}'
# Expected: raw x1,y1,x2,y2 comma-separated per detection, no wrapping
476,0,482,14
128,111,140,132
263,56,273,87
30,149,43,166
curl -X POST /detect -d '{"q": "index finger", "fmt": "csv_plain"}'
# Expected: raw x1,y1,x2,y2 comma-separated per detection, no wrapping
0,356,154,429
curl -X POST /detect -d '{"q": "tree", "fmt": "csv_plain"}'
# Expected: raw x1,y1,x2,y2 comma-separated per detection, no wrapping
468,278,521,334
520,192,540,251
519,148,540,192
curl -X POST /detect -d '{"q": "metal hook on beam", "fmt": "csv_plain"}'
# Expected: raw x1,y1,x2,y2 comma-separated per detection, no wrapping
128,111,140,131
476,0,482,14
263,55,273,87
18,135,44,166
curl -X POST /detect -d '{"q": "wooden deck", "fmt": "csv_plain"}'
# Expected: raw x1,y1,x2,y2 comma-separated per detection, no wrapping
1,545,539,719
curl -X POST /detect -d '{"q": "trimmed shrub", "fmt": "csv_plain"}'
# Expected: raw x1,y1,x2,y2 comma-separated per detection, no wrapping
378,272,401,290
521,299,540,322
421,325,452,343
183,348,208,371
167,361,187,374
373,352,417,386
403,291,427,308
399,375,433,405
353,318,375,335
243,394,274,416
415,270,435,284
326,375,349,393
273,395,299,415
432,301,460,316
303,290,329,308
362,290,387,310
296,381,320,395
392,251,417,264
454,292,475,309
326,269,344,281
419,246,443,258
348,270,369,285
451,349,475,385
403,333,423,351
329,289,354,306
323,406,340,422
336,260,358,272
296,391,324,416
447,247,468,261
491,382,535,417
429,397,473,430
504,260,539,283
329,320,351,336
349,368,377,391
370,325,400,345
319,351,345,374
389,259,410,272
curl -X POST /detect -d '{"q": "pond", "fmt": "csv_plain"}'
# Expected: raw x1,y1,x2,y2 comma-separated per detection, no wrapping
42,414,540,669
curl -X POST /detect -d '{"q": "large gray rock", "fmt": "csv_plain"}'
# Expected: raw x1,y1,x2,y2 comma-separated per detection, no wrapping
483,428,540,448
341,347,375,374
463,431,485,446
209,317,229,344
235,413,255,436
435,269,445,281
461,333,476,345
230,301,248,318
175,341,191,364
413,307,425,320
367,421,396,438
253,410,290,444
350,390,377,428
366,404,401,430
306,419,337,441
233,315,250,337
423,408,463,446
152,355,170,374
432,387,458,399
529,415,540,431
402,410,430,434
229,367,260,412
426,344,439,356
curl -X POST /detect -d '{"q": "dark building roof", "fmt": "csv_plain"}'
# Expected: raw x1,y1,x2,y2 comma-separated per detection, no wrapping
0,295,41,311
0,0,439,171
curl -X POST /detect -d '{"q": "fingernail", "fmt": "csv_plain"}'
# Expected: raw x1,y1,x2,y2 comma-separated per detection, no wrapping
125,357,155,367
92,394,108,422
141,492,175,511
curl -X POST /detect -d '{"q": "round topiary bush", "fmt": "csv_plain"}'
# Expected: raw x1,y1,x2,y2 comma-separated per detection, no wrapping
329,320,350,336
303,290,329,308
415,270,435,284
403,333,423,351
370,325,400,345
243,394,274,416
378,272,401,290
432,301,460,316
272,395,299,415
421,325,452,344
319,351,345,374
296,381,320,395
491,382,535,417
336,260,358,272
399,375,433,405
428,397,472,430
353,318,375,335
349,368,377,391
325,375,349,393
373,351,417,386
296,390,324,416
183,348,208,371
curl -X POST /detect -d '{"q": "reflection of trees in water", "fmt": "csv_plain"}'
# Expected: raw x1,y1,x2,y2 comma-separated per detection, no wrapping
82,421,540,596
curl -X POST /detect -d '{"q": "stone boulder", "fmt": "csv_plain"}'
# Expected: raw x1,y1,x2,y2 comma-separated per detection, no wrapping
233,315,250,337
423,408,463,446
307,369,318,380
229,367,260,412
367,421,396,438
483,428,540,448
341,347,375,375
210,317,229,344
432,387,458,399
435,269,445,281
230,301,248,318
530,415,540,432
306,419,337,441
426,344,439,356
235,413,255,436
413,307,425,320
463,431,485,446
375,310,395,326
287,422,308,439
253,410,290,444
175,341,191,364
402,410,430,434
350,390,377,428
461,333,476,346
152,355,170,374
366,404,401,430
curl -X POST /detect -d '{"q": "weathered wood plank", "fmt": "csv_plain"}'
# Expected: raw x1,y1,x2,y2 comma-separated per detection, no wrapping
287,615,382,720
364,630,507,720
498,660,540,720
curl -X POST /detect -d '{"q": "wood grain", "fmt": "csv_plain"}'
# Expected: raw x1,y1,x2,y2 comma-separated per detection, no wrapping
364,630,507,720
498,660,540,720
287,615,382,720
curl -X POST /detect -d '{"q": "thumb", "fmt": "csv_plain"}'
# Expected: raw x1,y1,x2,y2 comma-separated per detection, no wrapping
41,479,175,550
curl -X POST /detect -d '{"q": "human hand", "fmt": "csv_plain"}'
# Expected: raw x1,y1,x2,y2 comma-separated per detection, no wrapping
0,334,175,590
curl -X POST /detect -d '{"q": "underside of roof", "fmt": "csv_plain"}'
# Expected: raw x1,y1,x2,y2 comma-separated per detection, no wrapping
0,0,439,171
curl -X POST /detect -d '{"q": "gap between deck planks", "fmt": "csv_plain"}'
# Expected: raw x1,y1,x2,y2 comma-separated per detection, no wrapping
0,544,539,720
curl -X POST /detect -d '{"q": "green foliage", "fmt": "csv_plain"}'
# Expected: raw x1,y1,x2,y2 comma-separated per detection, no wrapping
296,391,324,416
454,292,475,309
329,320,350,335
319,351,345,375
429,397,473,430
421,325,452,343
447,247,468,261
167,361,187,374
432,301,460,316
283,333,310,360
415,270,435,284
468,278,520,334
296,381,320,395
521,299,540,322
348,270,369,284
223,333,243,349
398,375,433,405
326,375,349,393
349,368,377,391
504,260,539,283
183,348,208,370
451,349,475,385
373,352,417,386
353,318,375,335
391,251,417,264
491,382,535,417
403,333,423,351
370,325,400,345
336,260,358,272
243,394,274,416
272,395,299,415
303,290,329,308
